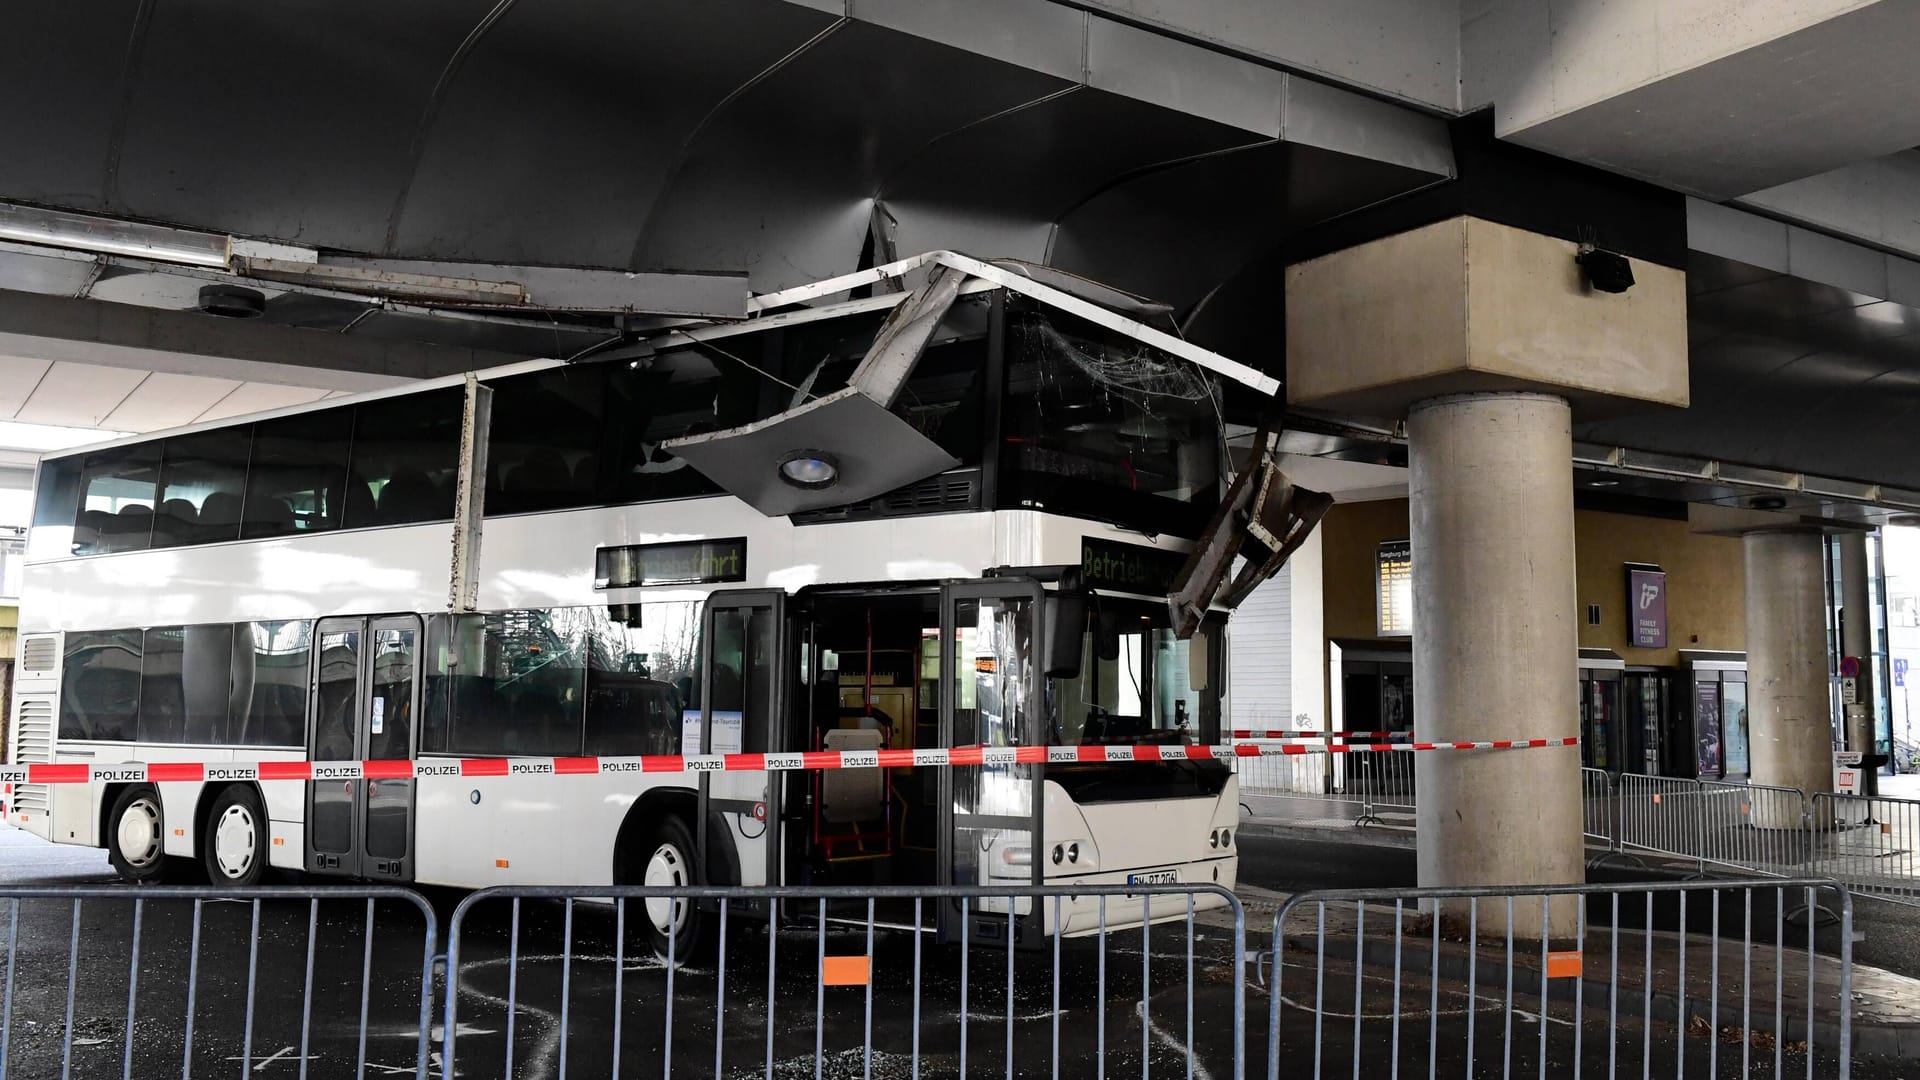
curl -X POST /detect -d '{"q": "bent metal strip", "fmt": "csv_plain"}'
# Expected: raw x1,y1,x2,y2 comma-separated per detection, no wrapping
0,738,1580,786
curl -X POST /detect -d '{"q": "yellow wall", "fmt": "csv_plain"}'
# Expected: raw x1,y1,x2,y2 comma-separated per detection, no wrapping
1318,499,1745,666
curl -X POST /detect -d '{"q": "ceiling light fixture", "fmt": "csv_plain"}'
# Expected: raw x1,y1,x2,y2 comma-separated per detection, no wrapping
777,450,839,490
0,201,230,268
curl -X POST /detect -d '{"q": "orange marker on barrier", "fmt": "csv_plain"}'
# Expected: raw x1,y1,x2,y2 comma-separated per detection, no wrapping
821,956,872,986
1546,952,1583,979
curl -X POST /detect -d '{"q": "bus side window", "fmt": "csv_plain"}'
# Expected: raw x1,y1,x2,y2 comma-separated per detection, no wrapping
59,630,142,742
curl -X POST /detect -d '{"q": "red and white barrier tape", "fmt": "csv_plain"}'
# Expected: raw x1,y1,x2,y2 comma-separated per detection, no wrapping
1229,730,1412,740
0,738,1580,785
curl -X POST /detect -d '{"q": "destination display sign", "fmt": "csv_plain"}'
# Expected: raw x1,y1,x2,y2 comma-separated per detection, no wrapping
595,538,748,588
1081,538,1187,596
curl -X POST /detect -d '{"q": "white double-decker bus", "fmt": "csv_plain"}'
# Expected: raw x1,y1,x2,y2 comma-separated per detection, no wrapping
6,254,1277,952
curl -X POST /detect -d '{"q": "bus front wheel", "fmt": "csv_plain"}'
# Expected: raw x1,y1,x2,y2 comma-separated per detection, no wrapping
107,785,169,884
202,785,269,887
636,815,705,963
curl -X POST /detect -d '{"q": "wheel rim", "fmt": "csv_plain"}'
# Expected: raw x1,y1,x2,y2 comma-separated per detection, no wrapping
642,841,690,935
212,803,258,879
116,797,163,869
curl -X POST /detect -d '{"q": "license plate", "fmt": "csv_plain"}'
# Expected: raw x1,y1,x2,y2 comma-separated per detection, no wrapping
1127,870,1179,886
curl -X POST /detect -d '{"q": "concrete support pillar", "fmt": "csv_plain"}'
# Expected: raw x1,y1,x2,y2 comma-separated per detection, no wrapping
1744,530,1835,827
1409,393,1585,937
1838,532,1876,758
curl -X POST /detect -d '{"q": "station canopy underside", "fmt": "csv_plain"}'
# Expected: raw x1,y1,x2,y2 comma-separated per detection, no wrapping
1,1,1917,519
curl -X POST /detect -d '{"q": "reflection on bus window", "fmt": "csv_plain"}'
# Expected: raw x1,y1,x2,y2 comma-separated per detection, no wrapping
999,304,1220,538
74,444,160,555
950,597,1035,823
422,603,702,759
1050,604,1221,747
233,621,312,746
58,630,143,740
138,625,235,744
152,428,250,547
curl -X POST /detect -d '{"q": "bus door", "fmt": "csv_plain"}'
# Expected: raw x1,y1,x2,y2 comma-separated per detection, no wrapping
937,580,1044,944
695,591,784,894
306,615,421,879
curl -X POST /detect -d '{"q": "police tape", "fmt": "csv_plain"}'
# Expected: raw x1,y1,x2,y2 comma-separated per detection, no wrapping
1229,729,1411,740
0,738,1579,785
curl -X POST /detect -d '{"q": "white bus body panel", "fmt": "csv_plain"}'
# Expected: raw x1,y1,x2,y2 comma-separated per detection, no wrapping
1037,774,1241,937
7,632,61,841
18,523,456,632
20,498,1208,895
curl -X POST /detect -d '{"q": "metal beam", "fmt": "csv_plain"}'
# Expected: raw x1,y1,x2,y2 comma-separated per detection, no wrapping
749,251,1281,395
0,288,526,391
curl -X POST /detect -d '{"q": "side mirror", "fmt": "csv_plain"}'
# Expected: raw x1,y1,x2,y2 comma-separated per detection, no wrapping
1044,590,1089,679
1095,608,1121,662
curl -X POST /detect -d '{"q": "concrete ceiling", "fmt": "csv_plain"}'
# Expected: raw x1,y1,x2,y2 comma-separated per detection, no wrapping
0,355,348,432
0,0,1451,305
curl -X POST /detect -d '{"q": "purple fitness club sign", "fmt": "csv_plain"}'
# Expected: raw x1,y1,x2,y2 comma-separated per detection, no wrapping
1627,564,1667,649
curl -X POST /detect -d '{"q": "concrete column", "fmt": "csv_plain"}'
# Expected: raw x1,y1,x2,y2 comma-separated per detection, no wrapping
1285,528,1327,792
1409,393,1585,938
1838,532,1876,757
1744,530,1835,827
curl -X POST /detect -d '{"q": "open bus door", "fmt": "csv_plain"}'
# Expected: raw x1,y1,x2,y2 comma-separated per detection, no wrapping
937,580,1045,945
306,614,420,880
694,590,785,902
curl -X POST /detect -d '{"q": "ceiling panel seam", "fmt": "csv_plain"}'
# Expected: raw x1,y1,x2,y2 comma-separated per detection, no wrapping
189,381,246,426
95,369,153,431
383,0,524,256
98,0,159,214
624,16,851,272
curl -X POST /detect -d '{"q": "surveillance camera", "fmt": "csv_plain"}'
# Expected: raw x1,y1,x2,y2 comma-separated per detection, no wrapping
1575,245,1634,294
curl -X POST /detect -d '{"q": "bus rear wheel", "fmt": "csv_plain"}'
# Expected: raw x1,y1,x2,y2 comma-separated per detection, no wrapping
202,785,269,887
107,785,169,884
635,815,705,963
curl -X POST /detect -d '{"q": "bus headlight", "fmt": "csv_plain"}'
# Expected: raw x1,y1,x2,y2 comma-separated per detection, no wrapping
1000,844,1032,867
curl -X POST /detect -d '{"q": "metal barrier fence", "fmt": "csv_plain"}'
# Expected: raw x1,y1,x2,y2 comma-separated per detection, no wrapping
1810,792,1920,907
0,884,437,1080
442,883,1245,1080
0,875,1871,1079
1231,736,1416,828
1598,774,1920,907
1581,766,1615,848
1263,878,1855,1079
1234,745,1334,800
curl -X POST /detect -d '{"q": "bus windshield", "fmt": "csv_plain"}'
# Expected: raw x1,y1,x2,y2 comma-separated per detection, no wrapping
1048,600,1221,747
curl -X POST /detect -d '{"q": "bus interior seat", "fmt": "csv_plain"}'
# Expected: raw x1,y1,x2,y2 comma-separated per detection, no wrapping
73,509,109,552
376,470,440,524
569,456,598,492
344,479,378,527
244,496,296,535
821,726,887,824
105,504,154,550
198,492,242,540
515,449,568,496
150,499,196,546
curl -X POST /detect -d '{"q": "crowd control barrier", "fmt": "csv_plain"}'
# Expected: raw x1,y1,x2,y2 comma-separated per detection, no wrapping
0,885,436,1080
441,883,1246,1080
1,874,1872,1079
1263,878,1855,1079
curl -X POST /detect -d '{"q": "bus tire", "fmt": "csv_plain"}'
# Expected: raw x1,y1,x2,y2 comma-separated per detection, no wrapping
106,785,169,884
635,815,706,963
202,785,269,888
